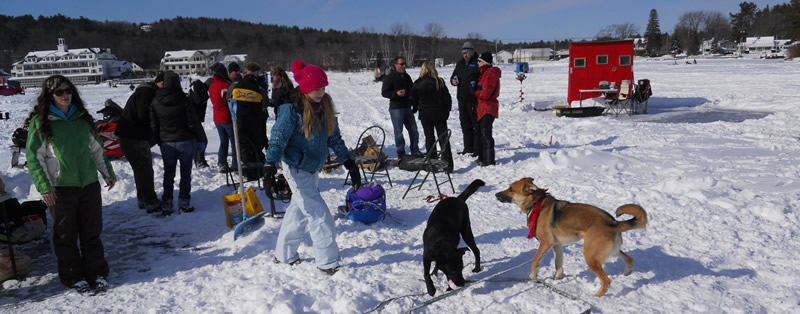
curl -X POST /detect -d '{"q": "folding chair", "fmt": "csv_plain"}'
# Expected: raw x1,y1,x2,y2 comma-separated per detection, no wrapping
345,125,392,187
402,129,455,199
606,80,633,116
225,137,265,190
632,79,652,114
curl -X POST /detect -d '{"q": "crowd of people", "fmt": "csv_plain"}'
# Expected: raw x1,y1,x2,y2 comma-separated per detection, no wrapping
19,41,501,293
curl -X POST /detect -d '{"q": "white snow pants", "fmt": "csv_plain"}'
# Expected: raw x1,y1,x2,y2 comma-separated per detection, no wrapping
274,164,340,269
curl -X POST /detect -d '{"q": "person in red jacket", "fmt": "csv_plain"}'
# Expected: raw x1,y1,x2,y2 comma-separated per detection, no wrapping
208,63,236,173
475,52,501,166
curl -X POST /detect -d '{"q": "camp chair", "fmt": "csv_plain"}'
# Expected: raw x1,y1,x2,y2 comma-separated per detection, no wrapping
402,129,455,199
606,80,633,116
225,137,265,190
345,125,392,187
632,79,652,114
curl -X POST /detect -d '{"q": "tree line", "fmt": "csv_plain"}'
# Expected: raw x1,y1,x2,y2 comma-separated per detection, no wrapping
0,15,569,73
2,2,798,73
599,1,800,57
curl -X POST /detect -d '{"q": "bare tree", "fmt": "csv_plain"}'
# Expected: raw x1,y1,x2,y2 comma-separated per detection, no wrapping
390,22,416,66
424,23,445,61
703,11,731,41
466,32,484,40
675,11,706,54
596,22,640,39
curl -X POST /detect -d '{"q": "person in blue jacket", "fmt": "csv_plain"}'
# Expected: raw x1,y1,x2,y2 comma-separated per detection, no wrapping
265,60,360,275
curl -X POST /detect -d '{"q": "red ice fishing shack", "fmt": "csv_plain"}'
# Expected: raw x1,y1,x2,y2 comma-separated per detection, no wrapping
567,40,634,106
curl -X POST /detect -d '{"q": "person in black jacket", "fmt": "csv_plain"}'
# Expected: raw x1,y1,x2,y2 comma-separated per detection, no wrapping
116,73,164,213
381,56,421,157
270,66,294,117
229,62,269,165
150,71,204,215
410,61,453,173
449,41,481,157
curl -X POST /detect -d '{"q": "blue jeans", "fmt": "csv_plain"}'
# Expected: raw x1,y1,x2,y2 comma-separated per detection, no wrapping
215,122,237,168
389,108,420,155
274,164,340,269
159,140,195,210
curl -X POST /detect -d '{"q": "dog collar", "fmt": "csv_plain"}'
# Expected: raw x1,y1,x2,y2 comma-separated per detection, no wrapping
526,192,547,239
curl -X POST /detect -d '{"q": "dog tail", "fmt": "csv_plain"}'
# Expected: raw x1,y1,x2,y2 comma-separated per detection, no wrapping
615,204,647,232
457,180,486,201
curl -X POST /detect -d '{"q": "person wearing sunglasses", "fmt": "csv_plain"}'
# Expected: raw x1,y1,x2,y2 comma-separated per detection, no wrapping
24,75,117,294
449,41,482,158
381,56,421,157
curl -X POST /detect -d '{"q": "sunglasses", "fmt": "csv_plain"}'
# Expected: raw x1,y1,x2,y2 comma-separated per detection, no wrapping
462,50,473,55
53,87,73,96
397,63,406,66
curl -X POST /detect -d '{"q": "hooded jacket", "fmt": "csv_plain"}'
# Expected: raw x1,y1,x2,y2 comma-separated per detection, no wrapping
150,72,203,143
209,76,232,124
116,82,158,140
475,64,501,121
26,109,116,194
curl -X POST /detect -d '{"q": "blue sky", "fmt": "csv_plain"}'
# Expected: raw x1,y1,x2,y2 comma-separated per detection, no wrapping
3,0,789,42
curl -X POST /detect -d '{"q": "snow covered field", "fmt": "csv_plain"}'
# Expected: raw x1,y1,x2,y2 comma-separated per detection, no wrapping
1,57,799,313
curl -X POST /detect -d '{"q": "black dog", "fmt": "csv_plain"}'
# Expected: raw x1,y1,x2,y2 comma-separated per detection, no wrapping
422,179,485,296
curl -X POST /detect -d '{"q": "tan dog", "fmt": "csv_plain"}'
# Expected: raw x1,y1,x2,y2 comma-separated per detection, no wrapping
495,177,647,296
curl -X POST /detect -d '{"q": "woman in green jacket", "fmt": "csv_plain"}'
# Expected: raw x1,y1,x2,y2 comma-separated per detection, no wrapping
25,75,116,294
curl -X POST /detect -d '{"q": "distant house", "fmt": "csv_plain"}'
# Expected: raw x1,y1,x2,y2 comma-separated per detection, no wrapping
160,50,213,75
555,49,570,60
513,48,552,62
495,50,513,64
745,36,783,53
221,54,247,65
702,38,737,55
11,38,131,87
140,24,152,32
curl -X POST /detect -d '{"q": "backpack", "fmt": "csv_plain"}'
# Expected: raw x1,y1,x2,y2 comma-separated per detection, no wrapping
11,128,27,148
267,174,292,201
0,198,48,244
340,182,386,224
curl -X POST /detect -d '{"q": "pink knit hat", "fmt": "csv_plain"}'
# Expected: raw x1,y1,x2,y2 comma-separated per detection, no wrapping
291,60,328,94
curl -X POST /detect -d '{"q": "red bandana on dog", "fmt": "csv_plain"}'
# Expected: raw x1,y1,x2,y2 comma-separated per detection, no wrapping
527,196,546,239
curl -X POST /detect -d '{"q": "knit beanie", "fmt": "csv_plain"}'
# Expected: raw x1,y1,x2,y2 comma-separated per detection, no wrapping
291,60,328,94
228,62,240,73
478,52,493,65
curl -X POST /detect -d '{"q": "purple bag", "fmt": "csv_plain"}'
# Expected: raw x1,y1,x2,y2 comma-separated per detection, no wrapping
342,182,386,224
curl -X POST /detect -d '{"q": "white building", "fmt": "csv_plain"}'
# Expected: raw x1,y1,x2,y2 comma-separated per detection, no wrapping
495,50,513,64
160,50,213,75
745,36,780,53
513,48,552,62
160,49,246,75
11,38,131,87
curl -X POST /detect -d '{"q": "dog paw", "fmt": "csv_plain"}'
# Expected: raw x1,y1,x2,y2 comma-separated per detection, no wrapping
472,266,482,273
427,287,436,296
528,272,538,280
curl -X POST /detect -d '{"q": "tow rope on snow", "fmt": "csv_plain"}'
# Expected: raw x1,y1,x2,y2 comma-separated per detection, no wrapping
362,258,592,313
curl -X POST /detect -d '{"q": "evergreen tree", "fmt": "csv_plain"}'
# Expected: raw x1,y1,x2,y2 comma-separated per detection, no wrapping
644,9,663,56
730,2,758,40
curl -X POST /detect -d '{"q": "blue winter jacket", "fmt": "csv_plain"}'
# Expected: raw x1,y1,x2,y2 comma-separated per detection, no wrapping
266,103,351,173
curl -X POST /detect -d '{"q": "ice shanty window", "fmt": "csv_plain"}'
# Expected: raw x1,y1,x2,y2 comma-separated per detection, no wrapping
597,55,609,65
574,58,586,68
619,55,632,66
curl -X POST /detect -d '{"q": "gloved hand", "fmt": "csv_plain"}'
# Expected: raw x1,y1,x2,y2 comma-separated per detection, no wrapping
412,105,418,114
264,164,277,186
344,159,361,189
